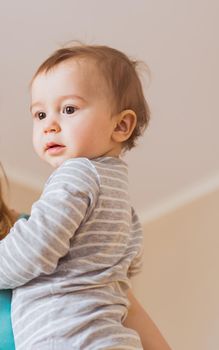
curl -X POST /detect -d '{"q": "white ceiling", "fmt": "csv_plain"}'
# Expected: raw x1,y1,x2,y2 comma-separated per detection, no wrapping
0,0,219,222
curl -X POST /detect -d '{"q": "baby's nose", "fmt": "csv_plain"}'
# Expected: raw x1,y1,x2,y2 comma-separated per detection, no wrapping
44,119,61,134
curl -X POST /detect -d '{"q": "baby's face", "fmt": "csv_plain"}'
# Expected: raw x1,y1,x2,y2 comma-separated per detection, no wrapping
30,58,120,168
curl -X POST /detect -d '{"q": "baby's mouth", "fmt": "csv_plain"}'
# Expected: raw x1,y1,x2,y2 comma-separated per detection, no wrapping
45,142,65,154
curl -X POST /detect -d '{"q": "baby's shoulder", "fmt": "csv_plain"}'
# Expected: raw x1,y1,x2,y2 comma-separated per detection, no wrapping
45,158,100,194
50,157,98,179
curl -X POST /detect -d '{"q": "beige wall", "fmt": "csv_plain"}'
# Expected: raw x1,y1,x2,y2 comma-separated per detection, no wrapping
7,180,219,350
132,189,219,350
7,180,41,214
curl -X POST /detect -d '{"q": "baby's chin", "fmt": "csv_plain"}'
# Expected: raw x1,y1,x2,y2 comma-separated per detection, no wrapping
49,158,66,169
46,155,76,169
40,154,64,169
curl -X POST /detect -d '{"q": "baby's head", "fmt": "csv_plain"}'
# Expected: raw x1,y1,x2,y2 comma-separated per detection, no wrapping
30,44,150,168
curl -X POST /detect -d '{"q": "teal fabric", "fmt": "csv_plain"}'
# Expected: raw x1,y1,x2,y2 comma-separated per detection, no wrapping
18,214,30,220
0,214,29,350
0,290,15,350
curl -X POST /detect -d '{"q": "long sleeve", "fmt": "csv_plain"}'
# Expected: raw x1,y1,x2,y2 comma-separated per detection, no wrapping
0,158,99,289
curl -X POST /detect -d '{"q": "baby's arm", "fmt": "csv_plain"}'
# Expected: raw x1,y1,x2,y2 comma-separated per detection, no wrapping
125,289,172,350
0,158,99,289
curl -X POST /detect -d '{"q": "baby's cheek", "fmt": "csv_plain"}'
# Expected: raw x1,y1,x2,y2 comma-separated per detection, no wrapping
32,134,41,156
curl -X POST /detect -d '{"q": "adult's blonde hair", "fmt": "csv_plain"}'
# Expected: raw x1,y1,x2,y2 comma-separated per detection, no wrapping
32,43,150,150
0,164,13,240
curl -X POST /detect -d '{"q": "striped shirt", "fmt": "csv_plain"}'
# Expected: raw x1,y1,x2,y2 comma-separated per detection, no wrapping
0,157,143,349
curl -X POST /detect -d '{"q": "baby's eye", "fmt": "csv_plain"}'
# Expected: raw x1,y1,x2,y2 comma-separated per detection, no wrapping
35,112,46,120
63,105,77,115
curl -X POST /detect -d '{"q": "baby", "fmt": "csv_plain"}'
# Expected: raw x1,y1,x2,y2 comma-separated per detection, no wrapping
0,44,150,349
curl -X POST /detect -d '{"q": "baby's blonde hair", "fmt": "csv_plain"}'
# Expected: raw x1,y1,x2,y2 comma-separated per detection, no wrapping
0,164,13,240
32,43,150,150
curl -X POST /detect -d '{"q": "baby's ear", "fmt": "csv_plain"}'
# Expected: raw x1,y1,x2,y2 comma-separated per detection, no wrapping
112,109,137,143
